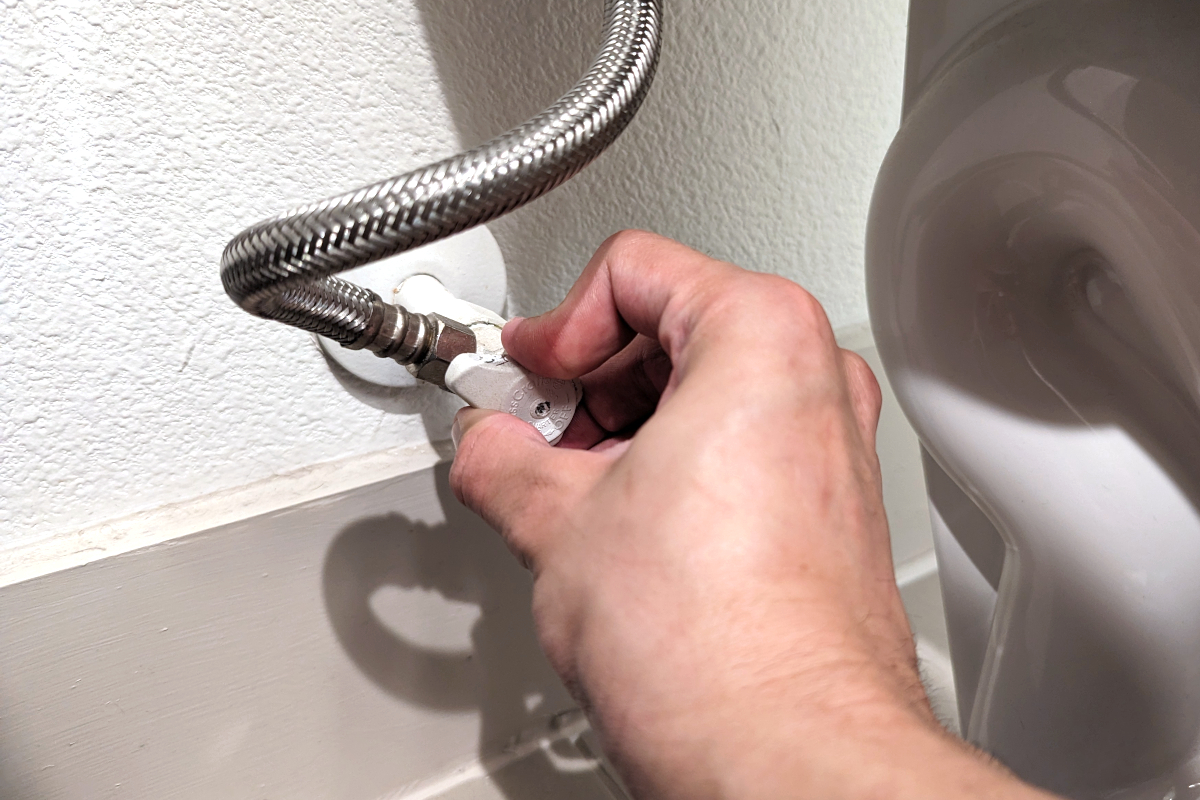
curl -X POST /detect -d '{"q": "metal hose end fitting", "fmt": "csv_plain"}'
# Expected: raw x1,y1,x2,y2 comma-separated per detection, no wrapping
350,300,477,388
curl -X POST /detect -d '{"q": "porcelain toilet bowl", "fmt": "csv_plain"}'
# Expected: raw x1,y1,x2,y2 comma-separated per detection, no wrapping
868,2,1200,797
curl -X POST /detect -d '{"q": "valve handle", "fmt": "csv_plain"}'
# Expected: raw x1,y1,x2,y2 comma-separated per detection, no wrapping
445,354,582,446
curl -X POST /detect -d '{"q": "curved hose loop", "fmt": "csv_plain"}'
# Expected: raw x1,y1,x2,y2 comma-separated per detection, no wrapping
220,0,662,360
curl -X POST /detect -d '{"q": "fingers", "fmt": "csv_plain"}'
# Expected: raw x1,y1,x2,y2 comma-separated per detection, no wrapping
449,408,601,569
537,335,672,450
502,230,740,379
555,404,611,450
581,335,672,434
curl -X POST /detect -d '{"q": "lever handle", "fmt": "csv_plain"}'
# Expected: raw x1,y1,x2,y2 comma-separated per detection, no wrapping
445,354,582,446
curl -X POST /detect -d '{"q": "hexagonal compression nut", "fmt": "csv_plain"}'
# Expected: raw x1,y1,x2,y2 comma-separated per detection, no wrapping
410,313,477,387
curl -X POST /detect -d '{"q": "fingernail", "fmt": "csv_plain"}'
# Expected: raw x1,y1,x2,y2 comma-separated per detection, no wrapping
451,414,465,451
501,316,525,347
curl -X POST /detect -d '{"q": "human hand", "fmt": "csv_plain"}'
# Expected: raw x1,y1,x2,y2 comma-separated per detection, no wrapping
450,231,1053,800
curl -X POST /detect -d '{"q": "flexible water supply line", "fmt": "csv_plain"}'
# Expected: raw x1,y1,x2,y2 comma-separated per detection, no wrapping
220,0,662,368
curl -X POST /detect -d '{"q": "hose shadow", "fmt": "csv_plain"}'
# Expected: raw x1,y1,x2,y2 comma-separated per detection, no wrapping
413,0,910,321
410,0,611,317
411,0,842,318
414,0,597,152
322,462,619,798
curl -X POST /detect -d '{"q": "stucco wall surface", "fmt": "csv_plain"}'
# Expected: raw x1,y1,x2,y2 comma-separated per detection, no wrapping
1,0,906,545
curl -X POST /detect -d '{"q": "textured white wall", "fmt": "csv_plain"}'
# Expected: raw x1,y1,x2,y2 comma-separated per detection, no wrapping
1,0,906,546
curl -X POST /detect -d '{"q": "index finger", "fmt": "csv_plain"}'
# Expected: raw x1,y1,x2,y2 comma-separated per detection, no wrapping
502,230,743,380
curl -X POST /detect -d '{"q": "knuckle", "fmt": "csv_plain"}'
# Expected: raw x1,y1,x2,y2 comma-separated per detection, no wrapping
700,273,834,349
597,229,661,264
844,350,880,389
763,282,836,355
842,349,884,422
761,276,829,332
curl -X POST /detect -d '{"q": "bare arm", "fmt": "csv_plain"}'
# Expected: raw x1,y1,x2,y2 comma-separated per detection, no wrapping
450,230,1055,800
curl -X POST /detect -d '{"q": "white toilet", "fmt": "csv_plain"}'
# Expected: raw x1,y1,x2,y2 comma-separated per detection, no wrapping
868,1,1200,797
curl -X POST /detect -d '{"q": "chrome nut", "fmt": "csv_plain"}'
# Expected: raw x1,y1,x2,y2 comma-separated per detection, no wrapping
410,313,477,387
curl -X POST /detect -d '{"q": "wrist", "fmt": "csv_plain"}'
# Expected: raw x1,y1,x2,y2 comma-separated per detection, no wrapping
579,595,951,800
704,673,937,800
594,655,934,800
602,663,1040,800
704,696,1035,800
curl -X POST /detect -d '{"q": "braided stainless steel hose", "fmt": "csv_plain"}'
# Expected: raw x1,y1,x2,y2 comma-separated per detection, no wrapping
220,0,662,371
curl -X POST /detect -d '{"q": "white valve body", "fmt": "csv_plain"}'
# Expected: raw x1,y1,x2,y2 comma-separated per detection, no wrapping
396,275,581,445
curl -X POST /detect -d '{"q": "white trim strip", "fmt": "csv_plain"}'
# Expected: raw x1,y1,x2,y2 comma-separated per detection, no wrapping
894,549,939,588
0,440,453,588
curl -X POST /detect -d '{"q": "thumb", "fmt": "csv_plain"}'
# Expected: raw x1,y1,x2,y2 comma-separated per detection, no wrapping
450,407,598,570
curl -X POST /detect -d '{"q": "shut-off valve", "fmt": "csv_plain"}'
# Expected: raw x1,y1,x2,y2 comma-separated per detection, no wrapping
392,275,582,446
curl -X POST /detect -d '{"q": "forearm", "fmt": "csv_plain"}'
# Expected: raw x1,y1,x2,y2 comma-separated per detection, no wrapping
569,589,1050,800
603,680,1052,800
708,709,1050,800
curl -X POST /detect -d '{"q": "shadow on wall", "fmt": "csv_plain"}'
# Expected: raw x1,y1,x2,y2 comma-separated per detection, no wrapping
322,462,616,798
412,0,898,324
318,344,464,443
411,0,612,318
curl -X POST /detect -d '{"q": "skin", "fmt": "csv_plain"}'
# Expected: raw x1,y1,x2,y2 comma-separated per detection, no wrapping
450,231,1057,800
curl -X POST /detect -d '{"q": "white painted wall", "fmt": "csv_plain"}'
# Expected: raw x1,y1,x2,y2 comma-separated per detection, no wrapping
1,0,907,546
